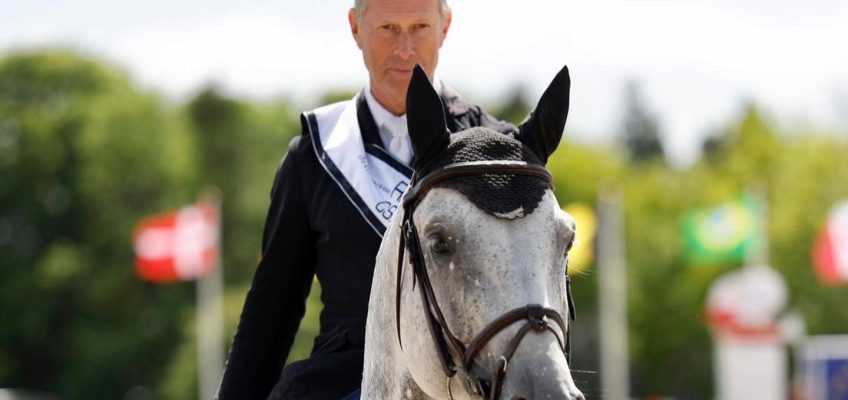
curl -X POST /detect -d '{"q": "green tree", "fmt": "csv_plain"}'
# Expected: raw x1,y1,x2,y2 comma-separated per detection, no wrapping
547,141,623,395
319,89,358,107
185,87,299,284
493,86,531,126
621,104,848,398
0,50,197,398
621,80,664,162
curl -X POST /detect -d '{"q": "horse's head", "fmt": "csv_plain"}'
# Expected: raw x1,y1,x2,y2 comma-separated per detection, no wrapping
390,65,582,399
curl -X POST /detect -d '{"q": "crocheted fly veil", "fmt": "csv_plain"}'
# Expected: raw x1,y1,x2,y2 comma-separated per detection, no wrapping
418,128,548,219
406,64,570,219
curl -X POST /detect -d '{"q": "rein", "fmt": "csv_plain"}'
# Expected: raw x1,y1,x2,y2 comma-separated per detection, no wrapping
394,160,576,399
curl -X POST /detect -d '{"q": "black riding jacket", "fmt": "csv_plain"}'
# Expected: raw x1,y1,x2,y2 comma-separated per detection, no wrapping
218,85,514,400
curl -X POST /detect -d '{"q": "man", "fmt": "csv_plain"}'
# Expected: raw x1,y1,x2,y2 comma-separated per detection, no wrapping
217,0,514,398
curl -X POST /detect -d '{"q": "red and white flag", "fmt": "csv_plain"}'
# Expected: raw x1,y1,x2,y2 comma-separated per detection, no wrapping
132,201,220,283
813,201,848,286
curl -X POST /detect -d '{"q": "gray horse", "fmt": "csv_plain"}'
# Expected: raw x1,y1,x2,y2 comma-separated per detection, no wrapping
362,65,583,400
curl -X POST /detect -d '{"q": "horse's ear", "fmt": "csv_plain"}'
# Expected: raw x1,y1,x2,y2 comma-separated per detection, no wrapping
407,64,450,170
515,65,570,164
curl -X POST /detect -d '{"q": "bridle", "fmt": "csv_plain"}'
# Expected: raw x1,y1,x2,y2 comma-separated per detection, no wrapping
395,160,577,400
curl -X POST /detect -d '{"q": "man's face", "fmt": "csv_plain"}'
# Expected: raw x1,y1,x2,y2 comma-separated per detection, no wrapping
349,0,451,114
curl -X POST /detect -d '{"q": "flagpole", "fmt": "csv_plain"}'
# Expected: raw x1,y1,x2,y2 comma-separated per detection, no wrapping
596,185,630,400
745,186,769,267
197,188,224,400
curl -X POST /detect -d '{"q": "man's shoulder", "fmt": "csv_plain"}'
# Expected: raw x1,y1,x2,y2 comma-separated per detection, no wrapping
439,83,473,117
293,99,352,144
286,133,311,155
288,97,361,161
297,98,356,139
440,83,517,134
309,99,352,119
303,99,353,123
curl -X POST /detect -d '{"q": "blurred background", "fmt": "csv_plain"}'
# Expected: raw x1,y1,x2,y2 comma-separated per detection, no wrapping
1,0,847,399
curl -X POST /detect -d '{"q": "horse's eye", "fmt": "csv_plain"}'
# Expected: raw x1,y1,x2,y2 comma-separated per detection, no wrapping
563,236,575,275
427,233,452,255
564,236,575,255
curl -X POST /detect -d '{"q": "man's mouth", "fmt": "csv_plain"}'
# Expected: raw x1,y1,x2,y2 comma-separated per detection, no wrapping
388,67,414,74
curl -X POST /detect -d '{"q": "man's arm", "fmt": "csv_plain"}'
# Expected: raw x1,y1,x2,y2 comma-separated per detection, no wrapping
218,135,315,400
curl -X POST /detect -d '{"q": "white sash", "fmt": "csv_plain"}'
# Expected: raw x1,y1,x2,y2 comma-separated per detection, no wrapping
305,95,412,237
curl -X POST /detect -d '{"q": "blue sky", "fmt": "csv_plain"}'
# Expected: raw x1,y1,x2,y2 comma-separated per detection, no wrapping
3,0,847,165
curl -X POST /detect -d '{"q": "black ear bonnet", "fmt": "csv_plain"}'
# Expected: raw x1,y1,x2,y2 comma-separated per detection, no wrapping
416,128,549,219
405,64,570,219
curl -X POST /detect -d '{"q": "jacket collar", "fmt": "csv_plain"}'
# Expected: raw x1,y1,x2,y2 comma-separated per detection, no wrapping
356,81,474,148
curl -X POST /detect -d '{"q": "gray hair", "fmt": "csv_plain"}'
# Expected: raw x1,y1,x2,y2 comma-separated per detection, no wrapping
353,0,450,19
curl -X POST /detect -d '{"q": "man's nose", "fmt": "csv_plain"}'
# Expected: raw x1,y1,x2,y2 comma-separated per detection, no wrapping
394,33,415,60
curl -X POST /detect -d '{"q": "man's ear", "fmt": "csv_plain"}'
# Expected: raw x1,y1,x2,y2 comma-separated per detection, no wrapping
439,11,452,47
348,8,364,49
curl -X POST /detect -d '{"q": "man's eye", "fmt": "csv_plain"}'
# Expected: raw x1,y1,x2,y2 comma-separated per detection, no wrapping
413,23,430,31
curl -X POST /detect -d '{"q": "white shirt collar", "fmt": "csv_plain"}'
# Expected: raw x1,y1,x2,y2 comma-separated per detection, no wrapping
363,76,442,165
363,76,443,138
363,88,400,137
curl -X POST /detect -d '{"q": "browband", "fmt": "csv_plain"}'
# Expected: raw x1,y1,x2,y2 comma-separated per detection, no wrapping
403,161,554,210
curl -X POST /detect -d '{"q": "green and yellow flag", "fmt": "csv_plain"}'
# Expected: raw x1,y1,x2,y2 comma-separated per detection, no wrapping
683,195,760,263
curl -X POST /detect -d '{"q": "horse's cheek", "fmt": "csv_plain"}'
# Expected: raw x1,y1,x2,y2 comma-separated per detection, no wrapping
399,292,448,398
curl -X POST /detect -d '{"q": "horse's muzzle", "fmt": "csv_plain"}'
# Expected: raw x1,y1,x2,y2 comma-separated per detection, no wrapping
495,333,584,400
